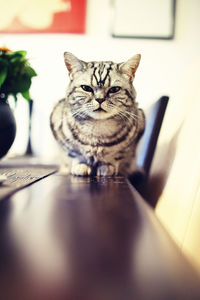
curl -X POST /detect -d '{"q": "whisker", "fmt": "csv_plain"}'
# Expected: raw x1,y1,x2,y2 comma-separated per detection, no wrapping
125,111,138,121
109,104,137,126
107,103,133,127
71,103,94,118
118,112,133,127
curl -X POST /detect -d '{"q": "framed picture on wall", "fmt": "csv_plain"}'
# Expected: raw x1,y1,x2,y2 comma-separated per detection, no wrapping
0,0,86,33
111,0,176,39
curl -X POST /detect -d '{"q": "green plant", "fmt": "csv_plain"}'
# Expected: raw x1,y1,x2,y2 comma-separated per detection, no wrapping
0,46,37,102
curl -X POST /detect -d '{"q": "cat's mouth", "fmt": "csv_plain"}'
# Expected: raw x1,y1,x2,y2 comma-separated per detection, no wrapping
93,107,106,112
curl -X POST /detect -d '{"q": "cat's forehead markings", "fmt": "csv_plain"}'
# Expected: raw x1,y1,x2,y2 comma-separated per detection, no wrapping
91,62,113,87
112,79,121,85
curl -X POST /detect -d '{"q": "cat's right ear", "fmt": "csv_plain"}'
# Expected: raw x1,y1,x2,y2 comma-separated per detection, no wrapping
119,54,141,81
64,52,86,79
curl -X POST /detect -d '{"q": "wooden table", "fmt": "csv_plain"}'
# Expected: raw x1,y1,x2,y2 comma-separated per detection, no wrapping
0,170,199,300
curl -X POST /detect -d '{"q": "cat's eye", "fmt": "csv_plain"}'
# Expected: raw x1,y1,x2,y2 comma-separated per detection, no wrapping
81,85,94,93
108,86,121,94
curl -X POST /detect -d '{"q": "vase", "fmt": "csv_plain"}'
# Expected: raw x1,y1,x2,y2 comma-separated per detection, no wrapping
0,93,16,159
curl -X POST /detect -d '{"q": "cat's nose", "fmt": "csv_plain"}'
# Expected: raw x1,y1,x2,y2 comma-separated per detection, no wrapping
96,98,105,104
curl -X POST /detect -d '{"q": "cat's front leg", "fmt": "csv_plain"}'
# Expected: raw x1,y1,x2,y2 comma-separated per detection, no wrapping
71,159,92,176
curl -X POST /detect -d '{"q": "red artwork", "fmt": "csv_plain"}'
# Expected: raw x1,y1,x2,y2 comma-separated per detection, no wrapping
0,0,86,33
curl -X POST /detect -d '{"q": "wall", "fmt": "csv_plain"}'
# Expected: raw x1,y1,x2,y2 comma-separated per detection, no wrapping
154,86,200,271
139,0,200,270
0,0,200,161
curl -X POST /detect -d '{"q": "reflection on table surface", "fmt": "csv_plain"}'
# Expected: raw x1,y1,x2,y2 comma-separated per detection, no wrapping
0,175,199,300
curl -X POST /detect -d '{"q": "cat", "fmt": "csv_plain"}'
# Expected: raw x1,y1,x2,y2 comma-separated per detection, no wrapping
50,52,145,176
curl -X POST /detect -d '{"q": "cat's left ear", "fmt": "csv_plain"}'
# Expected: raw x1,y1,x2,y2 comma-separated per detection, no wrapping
119,54,141,81
64,52,86,79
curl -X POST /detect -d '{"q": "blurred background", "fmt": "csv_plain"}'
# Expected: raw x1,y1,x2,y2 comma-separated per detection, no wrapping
0,0,200,161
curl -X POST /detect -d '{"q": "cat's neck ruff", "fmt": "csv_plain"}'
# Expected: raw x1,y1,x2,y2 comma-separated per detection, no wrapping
69,113,128,138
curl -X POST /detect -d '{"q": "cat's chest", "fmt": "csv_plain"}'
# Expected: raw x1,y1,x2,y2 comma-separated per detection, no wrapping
86,146,108,158
62,118,136,162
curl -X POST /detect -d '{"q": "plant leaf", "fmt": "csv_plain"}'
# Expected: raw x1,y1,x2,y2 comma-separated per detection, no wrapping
21,90,31,101
5,50,27,58
0,66,7,88
13,75,31,93
0,49,37,102
15,50,27,56
26,66,37,77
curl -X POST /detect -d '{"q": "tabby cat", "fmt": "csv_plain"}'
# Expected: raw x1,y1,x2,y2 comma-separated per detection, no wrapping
50,52,145,176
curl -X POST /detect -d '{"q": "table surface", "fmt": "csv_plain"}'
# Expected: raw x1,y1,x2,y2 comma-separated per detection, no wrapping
0,170,200,300
0,165,57,200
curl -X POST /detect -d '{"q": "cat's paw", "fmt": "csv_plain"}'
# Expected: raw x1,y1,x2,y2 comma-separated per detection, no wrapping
96,164,116,177
71,163,92,177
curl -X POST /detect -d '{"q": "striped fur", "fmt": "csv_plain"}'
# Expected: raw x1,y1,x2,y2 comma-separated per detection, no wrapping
50,52,145,176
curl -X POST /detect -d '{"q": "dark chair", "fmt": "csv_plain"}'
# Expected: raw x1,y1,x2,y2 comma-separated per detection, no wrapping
129,96,169,195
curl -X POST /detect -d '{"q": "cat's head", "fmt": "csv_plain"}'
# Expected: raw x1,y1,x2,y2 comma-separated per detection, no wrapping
64,52,141,121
